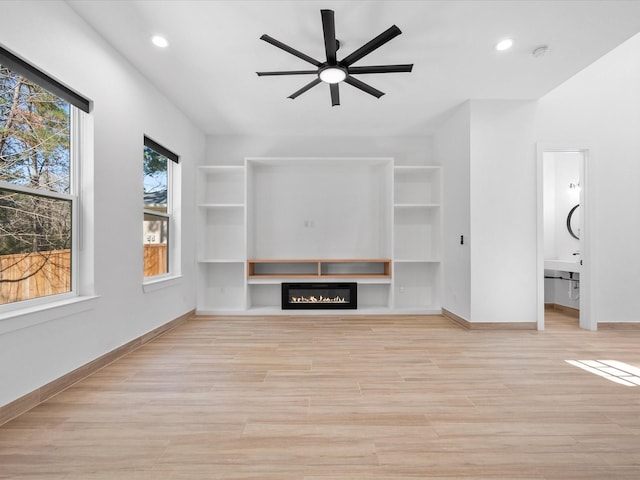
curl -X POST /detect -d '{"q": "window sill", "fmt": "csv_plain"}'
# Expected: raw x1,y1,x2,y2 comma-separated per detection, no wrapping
0,295,99,335
142,274,183,293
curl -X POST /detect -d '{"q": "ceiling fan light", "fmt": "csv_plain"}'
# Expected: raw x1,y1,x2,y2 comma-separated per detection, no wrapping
319,67,347,84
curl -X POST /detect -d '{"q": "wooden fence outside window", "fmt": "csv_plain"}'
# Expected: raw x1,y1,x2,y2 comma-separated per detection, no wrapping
0,245,167,304
143,243,168,278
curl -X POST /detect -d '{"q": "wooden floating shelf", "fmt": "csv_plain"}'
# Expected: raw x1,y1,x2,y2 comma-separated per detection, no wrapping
247,258,392,279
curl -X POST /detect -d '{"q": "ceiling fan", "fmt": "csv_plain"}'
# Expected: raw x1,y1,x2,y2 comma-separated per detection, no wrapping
256,9,413,106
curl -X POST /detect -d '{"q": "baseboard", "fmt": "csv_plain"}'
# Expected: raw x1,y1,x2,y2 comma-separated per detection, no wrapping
441,308,471,329
0,309,194,427
195,313,443,320
442,308,537,330
598,322,640,330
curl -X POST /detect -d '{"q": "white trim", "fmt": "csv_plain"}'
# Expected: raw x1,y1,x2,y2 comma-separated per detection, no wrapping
0,180,74,201
536,145,544,330
143,209,170,219
0,295,99,335
142,274,183,293
70,107,80,299
579,149,595,331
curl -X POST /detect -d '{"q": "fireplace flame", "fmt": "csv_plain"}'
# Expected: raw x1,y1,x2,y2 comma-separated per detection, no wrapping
290,295,347,304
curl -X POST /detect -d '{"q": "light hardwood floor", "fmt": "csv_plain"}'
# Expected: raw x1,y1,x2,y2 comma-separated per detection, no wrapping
1,313,640,479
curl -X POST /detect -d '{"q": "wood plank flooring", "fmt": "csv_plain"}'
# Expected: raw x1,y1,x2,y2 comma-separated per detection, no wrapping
1,313,640,479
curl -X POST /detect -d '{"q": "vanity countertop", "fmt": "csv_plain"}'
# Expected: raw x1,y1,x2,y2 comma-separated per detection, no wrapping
544,259,581,273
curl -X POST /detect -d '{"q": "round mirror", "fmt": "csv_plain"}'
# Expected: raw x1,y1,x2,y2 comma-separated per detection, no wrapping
567,204,580,240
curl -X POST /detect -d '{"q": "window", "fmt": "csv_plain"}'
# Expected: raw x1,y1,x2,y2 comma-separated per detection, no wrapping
143,136,178,278
0,45,89,308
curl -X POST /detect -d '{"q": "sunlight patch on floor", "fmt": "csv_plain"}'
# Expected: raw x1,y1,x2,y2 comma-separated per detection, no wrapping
566,360,640,386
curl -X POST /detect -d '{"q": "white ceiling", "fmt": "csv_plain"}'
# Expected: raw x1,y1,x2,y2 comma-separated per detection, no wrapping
67,0,640,137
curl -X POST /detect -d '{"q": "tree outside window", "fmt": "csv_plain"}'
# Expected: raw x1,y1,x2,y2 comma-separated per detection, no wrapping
0,64,75,306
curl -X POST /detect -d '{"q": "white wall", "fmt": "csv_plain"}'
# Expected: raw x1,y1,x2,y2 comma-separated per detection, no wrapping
543,154,556,259
434,100,538,325
544,152,581,261
250,161,391,259
0,1,203,406
206,136,433,167
537,32,640,324
434,103,471,320
469,100,538,324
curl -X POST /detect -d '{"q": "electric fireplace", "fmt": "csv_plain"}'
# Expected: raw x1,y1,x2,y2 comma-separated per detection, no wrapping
282,282,357,310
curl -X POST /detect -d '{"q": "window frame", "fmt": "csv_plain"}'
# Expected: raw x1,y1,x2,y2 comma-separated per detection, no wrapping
143,137,178,282
0,45,90,312
0,109,80,312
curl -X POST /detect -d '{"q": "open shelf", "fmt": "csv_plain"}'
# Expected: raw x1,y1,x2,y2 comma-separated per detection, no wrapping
199,207,244,260
247,258,392,279
394,207,440,261
394,166,440,205
393,262,441,310
197,262,246,312
197,166,245,205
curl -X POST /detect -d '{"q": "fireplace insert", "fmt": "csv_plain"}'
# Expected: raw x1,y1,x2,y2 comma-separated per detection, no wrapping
281,282,357,310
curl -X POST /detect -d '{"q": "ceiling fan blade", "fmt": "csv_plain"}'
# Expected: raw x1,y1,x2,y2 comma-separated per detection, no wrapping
344,76,385,98
341,25,402,67
330,83,340,106
321,9,338,64
348,64,413,74
288,78,322,99
260,34,321,67
257,70,318,76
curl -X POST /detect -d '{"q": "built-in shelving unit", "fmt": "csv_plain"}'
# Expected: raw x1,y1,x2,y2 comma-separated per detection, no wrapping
196,166,246,312
196,158,441,315
393,166,441,312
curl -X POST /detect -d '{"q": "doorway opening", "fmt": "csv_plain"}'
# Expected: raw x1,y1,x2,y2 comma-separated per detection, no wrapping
537,148,593,331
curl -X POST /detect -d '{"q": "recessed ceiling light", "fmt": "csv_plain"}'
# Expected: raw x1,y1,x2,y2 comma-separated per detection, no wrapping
495,38,513,51
151,35,169,48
